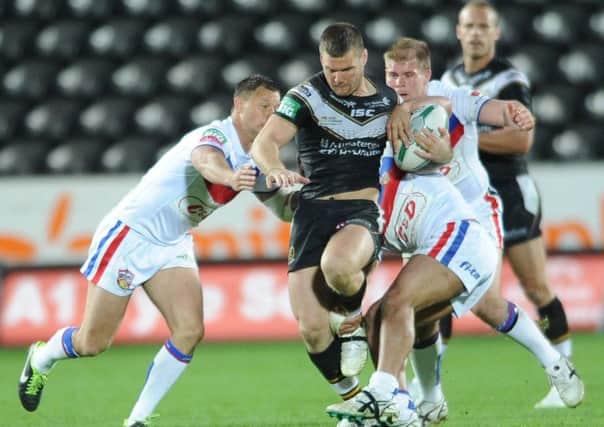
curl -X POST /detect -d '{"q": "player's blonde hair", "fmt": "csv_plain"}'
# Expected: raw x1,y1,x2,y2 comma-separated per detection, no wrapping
383,37,431,71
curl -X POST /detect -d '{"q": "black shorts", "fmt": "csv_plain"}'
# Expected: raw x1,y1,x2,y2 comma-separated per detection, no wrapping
288,198,382,272
490,173,542,247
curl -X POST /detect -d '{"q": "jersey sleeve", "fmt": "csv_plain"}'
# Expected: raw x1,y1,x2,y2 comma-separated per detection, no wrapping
194,126,230,156
498,82,532,109
274,89,311,127
448,87,491,125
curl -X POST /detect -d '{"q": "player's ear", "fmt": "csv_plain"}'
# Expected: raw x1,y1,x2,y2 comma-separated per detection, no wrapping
361,48,368,66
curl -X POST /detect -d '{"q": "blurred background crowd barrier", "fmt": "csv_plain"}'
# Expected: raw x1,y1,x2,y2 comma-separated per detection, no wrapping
0,0,603,344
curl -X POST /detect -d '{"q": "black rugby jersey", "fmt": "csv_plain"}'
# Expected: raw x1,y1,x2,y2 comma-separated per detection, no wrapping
274,72,398,200
441,57,531,178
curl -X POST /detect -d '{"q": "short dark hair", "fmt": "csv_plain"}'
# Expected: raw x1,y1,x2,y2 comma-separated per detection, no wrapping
319,22,365,57
234,74,280,99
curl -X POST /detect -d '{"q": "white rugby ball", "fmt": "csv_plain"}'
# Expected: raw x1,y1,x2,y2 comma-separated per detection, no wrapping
394,103,449,172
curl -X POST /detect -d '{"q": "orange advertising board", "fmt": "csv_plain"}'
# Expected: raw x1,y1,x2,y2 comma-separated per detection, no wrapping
1,255,602,346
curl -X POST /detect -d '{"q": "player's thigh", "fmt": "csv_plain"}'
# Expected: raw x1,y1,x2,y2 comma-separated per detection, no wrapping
322,224,375,272
78,282,130,345
386,254,464,312
415,302,454,329
144,267,204,333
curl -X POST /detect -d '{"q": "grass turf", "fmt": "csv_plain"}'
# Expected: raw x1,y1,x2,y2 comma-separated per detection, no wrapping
1,333,601,426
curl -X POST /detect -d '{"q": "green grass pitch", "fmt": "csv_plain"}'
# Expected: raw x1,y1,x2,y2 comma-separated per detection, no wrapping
1,333,602,426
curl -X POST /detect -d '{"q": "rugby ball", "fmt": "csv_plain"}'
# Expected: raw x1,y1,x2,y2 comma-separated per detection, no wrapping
395,103,449,172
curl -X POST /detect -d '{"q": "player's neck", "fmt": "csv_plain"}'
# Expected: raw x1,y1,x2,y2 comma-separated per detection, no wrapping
463,53,494,74
352,77,376,96
231,116,253,152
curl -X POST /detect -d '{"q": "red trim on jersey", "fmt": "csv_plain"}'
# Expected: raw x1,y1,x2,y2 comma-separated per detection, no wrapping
381,167,406,233
92,225,130,284
204,179,238,204
450,122,464,149
428,222,455,258
484,193,504,248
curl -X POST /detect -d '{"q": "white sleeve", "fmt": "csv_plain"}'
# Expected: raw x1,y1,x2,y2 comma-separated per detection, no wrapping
193,126,230,156
448,87,490,125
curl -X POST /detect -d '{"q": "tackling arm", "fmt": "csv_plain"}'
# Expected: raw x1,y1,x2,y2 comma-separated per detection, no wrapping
254,187,300,222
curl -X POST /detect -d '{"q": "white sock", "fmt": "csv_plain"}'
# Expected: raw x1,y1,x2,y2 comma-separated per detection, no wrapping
554,339,572,359
393,389,414,412
127,340,192,423
368,371,398,396
410,334,443,403
32,326,80,373
332,376,359,400
504,307,560,369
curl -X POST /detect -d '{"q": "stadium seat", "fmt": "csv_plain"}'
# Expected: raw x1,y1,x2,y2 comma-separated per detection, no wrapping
101,135,160,173
531,124,560,161
14,0,64,19
46,138,104,174
343,0,386,11
532,5,588,45
135,96,192,137
551,125,602,162
0,101,27,142
364,11,423,50
286,0,334,14
558,44,604,86
176,0,224,15
221,55,276,91
0,20,38,60
89,19,146,58
166,56,222,96
231,0,279,15
122,0,169,17
190,94,232,127
277,53,319,90
254,15,312,53
112,57,168,97
532,85,582,125
0,139,49,175
143,18,198,56
57,58,114,98
585,87,604,121
80,97,136,138
67,0,116,18
498,6,533,48
508,44,561,88
36,20,90,59
198,15,255,57
3,60,59,99
420,8,459,49
589,9,604,41
24,99,81,141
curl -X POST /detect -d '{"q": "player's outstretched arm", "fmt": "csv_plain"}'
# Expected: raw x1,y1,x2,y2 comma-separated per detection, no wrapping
254,188,300,222
251,115,310,189
191,146,257,191
477,99,535,155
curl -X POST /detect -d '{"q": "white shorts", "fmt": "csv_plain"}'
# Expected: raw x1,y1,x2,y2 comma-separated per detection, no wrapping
80,216,198,297
471,187,504,249
415,219,497,317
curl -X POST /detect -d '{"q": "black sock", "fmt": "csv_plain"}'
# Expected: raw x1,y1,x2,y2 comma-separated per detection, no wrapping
439,314,453,343
538,297,570,343
308,338,343,383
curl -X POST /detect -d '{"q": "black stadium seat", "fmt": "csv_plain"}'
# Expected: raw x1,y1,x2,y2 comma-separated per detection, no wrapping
80,97,136,139
585,87,604,122
190,94,232,127
0,20,38,60
112,57,168,97
101,135,160,173
89,19,146,59
24,99,81,141
135,96,192,137
143,18,198,56
0,101,27,142
46,137,104,174
36,20,90,59
57,58,114,98
3,60,59,99
14,0,64,19
67,0,116,18
0,139,49,175
166,57,222,97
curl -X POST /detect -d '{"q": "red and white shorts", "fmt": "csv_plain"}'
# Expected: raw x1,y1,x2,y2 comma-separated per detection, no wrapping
80,216,198,297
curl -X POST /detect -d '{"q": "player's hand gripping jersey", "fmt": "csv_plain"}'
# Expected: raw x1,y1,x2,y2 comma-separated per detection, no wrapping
379,142,497,316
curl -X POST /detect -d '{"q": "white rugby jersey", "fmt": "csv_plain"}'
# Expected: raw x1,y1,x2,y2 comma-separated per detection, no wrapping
379,142,476,254
112,117,254,245
427,80,490,204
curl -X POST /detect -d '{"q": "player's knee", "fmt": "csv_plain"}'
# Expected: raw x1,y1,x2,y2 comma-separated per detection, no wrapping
173,322,205,350
299,320,331,351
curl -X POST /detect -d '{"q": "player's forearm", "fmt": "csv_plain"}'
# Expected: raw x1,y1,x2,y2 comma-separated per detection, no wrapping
250,137,286,174
191,148,234,186
479,127,534,154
